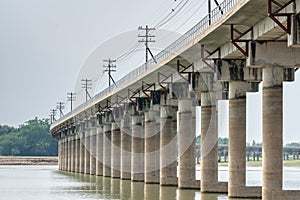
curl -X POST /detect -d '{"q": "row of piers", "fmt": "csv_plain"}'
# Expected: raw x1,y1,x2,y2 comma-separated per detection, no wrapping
54,42,300,200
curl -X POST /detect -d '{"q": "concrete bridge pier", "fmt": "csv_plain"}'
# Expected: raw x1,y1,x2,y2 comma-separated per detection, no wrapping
96,122,103,176
67,131,72,172
79,125,85,174
131,109,144,182
228,81,262,197
103,115,112,177
58,138,62,170
262,66,284,200
144,103,160,184
89,118,97,175
174,82,199,189
216,59,262,197
111,120,121,178
75,134,80,173
71,134,76,172
160,103,178,186
247,41,300,199
193,72,228,192
120,103,132,180
84,122,91,175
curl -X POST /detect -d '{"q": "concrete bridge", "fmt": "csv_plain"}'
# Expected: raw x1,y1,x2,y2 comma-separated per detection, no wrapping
50,0,300,199
195,144,300,163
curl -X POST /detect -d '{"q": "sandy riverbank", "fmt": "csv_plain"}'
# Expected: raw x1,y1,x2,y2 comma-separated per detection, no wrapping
0,156,58,165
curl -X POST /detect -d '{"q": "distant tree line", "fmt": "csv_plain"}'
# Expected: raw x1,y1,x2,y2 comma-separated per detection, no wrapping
0,118,57,156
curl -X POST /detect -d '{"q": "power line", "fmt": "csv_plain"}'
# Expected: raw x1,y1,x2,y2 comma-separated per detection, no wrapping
155,0,190,29
67,92,76,111
81,79,92,102
56,102,65,118
138,25,156,64
103,59,117,87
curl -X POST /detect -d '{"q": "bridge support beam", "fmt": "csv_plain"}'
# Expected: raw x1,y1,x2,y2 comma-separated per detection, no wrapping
120,104,132,179
89,120,97,175
261,66,296,200
216,59,262,197
174,82,199,189
67,132,71,172
75,134,80,173
84,123,91,174
71,134,75,172
160,104,178,186
144,104,160,184
79,127,85,174
193,72,228,192
131,112,144,181
111,121,121,178
58,138,62,170
96,124,103,176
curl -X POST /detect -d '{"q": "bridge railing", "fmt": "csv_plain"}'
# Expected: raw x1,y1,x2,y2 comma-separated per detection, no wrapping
51,0,239,128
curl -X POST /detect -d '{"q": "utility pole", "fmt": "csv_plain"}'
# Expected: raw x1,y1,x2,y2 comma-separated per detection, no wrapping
103,59,116,87
67,92,76,111
56,102,65,118
50,109,57,123
138,25,156,63
81,79,92,101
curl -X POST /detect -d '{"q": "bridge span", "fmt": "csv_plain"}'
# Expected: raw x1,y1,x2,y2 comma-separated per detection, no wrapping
51,0,300,199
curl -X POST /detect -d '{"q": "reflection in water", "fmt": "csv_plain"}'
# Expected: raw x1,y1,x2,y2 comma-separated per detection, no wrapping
111,178,121,199
144,183,160,200
160,186,177,200
178,188,198,200
120,179,131,199
1,166,300,200
131,181,144,200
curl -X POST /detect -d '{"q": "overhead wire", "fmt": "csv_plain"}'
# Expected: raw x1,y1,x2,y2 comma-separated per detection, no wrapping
58,0,210,116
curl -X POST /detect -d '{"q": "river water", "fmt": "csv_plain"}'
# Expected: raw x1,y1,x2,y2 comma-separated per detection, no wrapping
1,165,300,200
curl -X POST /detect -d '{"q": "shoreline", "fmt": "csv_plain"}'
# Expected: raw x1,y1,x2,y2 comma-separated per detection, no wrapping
0,156,58,165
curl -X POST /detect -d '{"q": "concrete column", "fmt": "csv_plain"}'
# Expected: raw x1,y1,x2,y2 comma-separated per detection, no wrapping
84,129,91,174
160,105,177,186
90,127,97,175
144,105,160,183
201,91,227,192
228,81,247,196
58,139,62,170
79,131,85,173
71,135,76,172
75,135,80,173
103,123,112,177
96,126,103,176
111,122,121,178
67,135,72,172
262,66,283,200
178,99,198,188
131,114,144,181
120,114,131,179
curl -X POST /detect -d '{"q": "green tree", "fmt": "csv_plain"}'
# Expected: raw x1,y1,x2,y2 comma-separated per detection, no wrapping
0,118,57,156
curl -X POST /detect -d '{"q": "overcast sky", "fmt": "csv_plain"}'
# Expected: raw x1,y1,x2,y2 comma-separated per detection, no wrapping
1,0,299,144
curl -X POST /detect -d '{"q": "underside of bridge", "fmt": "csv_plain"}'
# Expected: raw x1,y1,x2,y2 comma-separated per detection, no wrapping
52,0,300,199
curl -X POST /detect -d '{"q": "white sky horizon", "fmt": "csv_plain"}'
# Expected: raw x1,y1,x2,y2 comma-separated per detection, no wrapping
1,0,299,145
